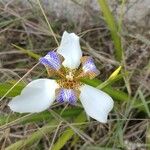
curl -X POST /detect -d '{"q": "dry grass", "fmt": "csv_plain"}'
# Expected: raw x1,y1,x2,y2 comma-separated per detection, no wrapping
0,0,150,150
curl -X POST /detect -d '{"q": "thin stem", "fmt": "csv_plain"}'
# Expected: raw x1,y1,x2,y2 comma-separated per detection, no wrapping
36,0,59,46
0,62,39,102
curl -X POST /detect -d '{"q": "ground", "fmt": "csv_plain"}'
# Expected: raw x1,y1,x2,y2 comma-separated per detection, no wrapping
0,0,150,150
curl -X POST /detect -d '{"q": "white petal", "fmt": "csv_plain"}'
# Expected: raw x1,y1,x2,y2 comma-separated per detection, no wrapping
8,79,59,113
79,84,114,123
57,31,82,69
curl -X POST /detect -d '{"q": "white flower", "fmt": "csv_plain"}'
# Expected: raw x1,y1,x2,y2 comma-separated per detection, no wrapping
8,31,114,123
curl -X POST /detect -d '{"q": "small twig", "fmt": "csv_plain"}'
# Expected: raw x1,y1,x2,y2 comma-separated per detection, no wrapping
0,62,39,102
49,121,63,150
36,0,59,46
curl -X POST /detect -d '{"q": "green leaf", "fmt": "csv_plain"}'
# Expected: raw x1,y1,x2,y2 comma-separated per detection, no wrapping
51,112,87,150
0,108,82,126
97,66,122,89
108,66,122,80
4,112,86,150
82,78,150,112
0,83,24,97
97,0,123,62
5,120,58,150
81,78,129,101
12,44,40,59
138,90,150,117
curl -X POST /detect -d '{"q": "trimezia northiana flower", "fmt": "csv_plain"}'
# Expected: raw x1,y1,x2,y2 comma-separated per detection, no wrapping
8,31,114,123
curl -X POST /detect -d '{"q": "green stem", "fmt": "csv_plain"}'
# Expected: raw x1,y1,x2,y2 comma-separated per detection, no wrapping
97,0,123,62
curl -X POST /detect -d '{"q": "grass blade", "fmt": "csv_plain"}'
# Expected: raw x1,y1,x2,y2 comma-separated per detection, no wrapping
97,0,123,62
36,0,59,46
5,120,58,150
51,112,87,150
138,90,150,117
12,44,40,59
0,108,82,127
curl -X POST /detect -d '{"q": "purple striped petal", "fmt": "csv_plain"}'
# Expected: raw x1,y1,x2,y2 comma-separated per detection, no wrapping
39,51,63,71
78,56,100,79
56,88,78,105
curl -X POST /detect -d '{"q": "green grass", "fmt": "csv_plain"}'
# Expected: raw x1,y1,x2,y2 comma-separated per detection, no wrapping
97,0,124,62
0,0,150,149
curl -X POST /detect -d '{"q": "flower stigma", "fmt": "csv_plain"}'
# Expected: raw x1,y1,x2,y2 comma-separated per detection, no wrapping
55,68,82,104
66,71,73,81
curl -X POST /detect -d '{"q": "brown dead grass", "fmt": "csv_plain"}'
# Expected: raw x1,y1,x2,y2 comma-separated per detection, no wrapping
0,1,150,150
